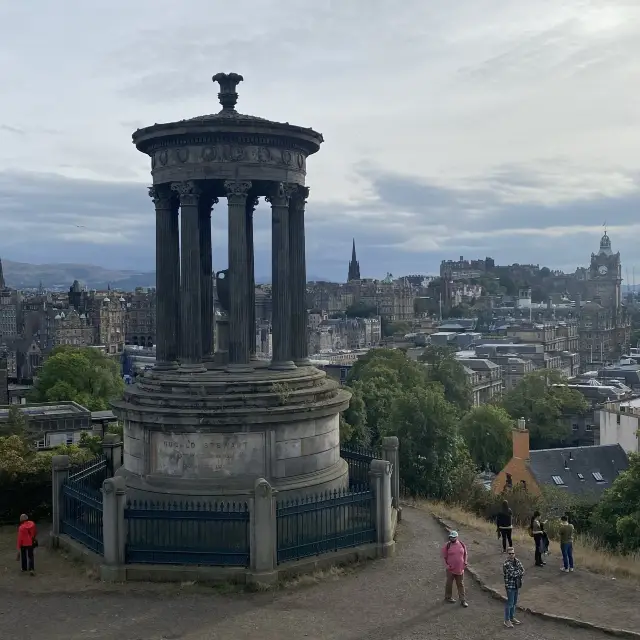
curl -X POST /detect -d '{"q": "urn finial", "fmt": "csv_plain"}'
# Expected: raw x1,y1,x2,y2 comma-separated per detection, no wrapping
212,72,244,112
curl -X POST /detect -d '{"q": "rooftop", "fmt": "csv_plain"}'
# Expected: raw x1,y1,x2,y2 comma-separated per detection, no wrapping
0,401,89,420
529,444,629,498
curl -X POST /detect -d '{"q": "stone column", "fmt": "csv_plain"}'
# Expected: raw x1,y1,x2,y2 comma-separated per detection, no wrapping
200,196,217,362
246,195,259,360
370,459,395,558
172,181,204,371
51,455,70,541
289,186,310,365
101,476,126,581
248,477,278,586
266,182,297,370
382,436,401,522
224,180,252,369
149,185,179,368
102,433,123,477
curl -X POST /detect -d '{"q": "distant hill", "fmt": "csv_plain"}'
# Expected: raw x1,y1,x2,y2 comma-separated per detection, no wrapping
1,259,155,290
1,259,332,290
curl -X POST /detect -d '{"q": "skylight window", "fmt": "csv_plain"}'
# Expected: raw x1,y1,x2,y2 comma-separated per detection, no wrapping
592,472,604,482
577,473,585,480
552,475,565,485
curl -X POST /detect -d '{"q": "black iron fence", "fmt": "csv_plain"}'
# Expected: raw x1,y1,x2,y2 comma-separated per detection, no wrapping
69,454,109,491
124,500,250,566
60,454,107,555
340,445,378,488
60,481,104,554
276,487,376,564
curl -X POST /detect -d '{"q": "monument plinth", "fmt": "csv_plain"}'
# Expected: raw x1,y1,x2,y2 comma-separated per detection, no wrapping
112,73,350,501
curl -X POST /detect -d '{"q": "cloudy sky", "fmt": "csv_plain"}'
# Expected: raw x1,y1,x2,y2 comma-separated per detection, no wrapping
1,0,640,282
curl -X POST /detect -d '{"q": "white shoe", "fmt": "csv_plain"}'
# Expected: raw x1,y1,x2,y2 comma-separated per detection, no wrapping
504,620,513,628
569,568,574,572
560,568,568,572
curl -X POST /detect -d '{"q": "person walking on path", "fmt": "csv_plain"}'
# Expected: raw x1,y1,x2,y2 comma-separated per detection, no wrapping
529,511,545,567
442,530,469,607
559,514,575,572
503,546,525,628
16,513,37,575
496,500,513,553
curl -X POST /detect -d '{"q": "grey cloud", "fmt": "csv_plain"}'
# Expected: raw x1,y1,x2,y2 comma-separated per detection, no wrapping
0,125,25,135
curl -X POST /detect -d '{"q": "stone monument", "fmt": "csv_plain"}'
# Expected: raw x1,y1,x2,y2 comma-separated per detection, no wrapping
112,73,351,501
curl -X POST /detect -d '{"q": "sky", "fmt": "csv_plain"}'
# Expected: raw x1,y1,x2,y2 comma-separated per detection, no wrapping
1,0,640,282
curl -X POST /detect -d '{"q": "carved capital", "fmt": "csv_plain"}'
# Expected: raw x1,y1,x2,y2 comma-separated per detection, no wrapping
171,180,201,206
246,195,259,215
224,180,252,204
148,185,173,208
291,185,310,213
266,182,297,207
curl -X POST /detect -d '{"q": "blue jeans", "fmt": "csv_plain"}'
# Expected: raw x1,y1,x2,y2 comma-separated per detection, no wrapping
505,588,519,621
561,542,574,569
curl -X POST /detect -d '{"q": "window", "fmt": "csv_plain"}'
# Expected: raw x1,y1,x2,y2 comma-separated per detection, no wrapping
572,424,578,432
577,473,585,480
592,472,604,482
586,424,592,432
552,475,565,485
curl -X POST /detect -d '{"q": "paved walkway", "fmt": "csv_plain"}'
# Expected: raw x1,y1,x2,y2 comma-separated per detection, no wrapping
0,510,625,640
431,506,640,634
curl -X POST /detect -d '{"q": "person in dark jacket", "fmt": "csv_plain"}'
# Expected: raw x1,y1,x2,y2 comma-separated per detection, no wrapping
496,500,513,553
530,511,546,567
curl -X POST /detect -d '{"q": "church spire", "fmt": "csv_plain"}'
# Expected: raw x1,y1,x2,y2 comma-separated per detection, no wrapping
0,257,5,290
347,238,361,281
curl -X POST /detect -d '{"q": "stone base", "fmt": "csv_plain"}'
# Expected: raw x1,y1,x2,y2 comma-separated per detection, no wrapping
111,365,351,504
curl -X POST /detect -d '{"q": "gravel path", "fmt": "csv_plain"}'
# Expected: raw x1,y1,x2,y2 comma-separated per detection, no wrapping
0,508,619,640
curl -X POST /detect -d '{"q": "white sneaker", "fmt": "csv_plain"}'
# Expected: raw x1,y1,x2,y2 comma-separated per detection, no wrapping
569,568,574,572
561,568,568,572
504,620,513,628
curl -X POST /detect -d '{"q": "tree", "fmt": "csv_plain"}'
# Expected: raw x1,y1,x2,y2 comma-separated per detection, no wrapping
383,321,411,337
460,405,513,472
590,454,640,552
29,346,124,411
418,346,472,413
342,349,430,446
385,385,475,499
345,302,378,319
0,406,29,437
501,370,588,448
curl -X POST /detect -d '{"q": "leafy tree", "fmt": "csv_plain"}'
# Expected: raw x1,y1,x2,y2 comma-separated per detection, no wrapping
501,370,588,448
343,349,430,446
590,453,640,552
0,406,29,437
345,302,378,319
385,385,475,499
383,321,411,337
460,405,513,472
29,346,124,411
418,346,472,413
539,267,551,278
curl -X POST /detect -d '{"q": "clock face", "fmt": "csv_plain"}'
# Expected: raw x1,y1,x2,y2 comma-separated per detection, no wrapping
598,265,608,275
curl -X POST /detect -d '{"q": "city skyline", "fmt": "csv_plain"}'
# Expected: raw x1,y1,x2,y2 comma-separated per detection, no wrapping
1,1,640,280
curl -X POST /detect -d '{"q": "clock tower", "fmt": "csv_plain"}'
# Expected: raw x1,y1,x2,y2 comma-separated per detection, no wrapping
588,231,621,309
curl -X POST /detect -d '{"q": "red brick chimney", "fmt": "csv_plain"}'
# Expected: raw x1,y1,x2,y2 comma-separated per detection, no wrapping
512,417,529,461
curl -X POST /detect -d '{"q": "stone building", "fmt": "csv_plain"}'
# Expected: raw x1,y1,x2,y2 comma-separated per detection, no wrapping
0,285,20,340
0,356,8,405
457,358,503,405
52,309,94,347
96,295,126,354
125,288,156,347
347,238,361,281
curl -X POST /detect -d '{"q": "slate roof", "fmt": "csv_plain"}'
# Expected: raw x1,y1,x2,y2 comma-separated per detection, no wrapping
528,444,629,498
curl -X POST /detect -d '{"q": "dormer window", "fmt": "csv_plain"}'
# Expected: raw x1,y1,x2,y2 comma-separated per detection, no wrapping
592,472,604,482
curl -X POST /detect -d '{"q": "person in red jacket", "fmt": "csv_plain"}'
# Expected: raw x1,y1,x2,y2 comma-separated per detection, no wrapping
441,530,469,607
16,513,37,575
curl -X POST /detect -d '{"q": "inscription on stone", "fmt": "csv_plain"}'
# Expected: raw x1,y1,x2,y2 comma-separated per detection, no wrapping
151,432,265,479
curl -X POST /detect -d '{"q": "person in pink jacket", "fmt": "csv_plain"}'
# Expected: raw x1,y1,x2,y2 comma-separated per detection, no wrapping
442,530,468,607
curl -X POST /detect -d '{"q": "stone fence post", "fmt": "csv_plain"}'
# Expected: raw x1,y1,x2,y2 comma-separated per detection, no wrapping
249,477,278,586
369,459,395,558
102,433,123,477
381,436,401,522
51,455,70,543
101,476,126,580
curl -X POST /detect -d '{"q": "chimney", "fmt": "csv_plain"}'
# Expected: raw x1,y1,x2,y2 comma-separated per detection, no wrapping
512,417,530,461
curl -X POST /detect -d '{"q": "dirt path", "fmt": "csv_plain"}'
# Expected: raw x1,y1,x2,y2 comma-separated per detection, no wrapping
0,510,623,640
430,506,640,634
